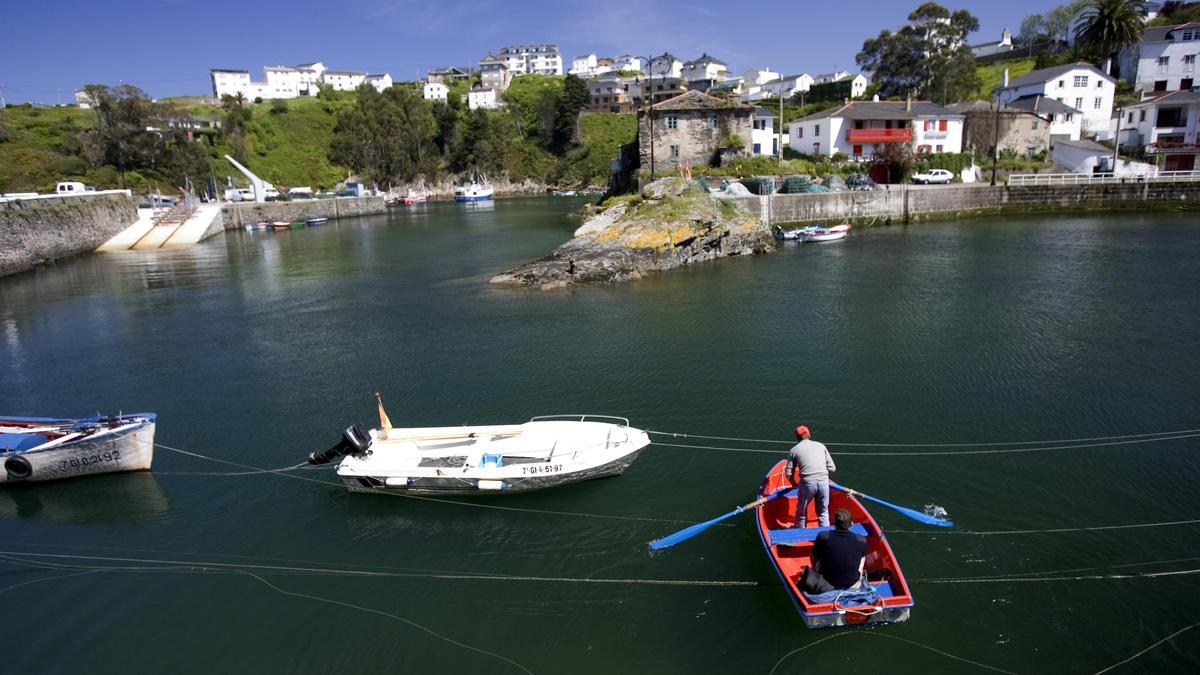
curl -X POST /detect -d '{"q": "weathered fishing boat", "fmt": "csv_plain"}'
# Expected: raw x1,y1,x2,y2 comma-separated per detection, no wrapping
804,226,849,243
774,225,820,240
308,404,650,495
0,413,156,484
755,459,914,628
306,217,329,226
454,173,494,202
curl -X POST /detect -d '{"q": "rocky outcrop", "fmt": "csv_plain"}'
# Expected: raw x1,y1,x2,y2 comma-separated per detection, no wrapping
490,178,774,288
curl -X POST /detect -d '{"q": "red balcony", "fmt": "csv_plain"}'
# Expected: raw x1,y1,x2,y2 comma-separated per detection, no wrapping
846,128,912,143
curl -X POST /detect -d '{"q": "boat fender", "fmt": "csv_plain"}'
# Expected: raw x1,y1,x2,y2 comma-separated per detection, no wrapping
307,425,373,465
4,455,33,481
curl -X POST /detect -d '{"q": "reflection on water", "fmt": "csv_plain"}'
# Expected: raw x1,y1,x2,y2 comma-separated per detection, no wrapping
0,471,171,523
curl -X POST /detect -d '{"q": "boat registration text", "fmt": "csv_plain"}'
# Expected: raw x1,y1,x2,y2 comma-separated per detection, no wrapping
521,464,563,475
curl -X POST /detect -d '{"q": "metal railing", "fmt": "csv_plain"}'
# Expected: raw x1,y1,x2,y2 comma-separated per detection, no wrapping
1007,170,1200,186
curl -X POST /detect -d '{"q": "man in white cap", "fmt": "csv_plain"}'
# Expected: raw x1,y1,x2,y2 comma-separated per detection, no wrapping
786,425,836,528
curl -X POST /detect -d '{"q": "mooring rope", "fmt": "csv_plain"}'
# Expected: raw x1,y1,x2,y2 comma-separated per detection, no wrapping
0,550,761,587
1092,623,1200,674
767,631,1018,675
648,427,1200,448
153,443,713,526
887,518,1200,536
650,432,1200,457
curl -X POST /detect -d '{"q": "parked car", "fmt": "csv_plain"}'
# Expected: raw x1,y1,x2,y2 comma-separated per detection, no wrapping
912,169,954,185
55,181,88,195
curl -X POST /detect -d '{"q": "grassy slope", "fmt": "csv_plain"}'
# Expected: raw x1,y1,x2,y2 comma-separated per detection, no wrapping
568,112,636,185
0,105,96,193
973,57,1037,100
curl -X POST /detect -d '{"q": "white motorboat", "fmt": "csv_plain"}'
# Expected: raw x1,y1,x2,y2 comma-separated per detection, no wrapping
309,413,650,495
1,413,156,483
805,227,849,243
775,225,819,240
454,173,494,202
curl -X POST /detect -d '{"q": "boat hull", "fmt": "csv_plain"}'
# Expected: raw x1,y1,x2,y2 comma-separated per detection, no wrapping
1,416,156,484
454,193,493,202
755,460,914,628
332,418,649,496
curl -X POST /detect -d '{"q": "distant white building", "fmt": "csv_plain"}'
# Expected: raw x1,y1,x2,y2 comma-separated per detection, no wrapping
468,87,500,110
970,28,1014,59
1129,22,1200,95
746,74,812,103
210,61,390,100
74,89,95,109
424,82,449,103
812,71,850,86
494,44,563,76
681,54,727,83
571,53,599,76
649,53,684,79
611,55,645,73
751,107,785,156
1005,94,1083,140
994,63,1115,139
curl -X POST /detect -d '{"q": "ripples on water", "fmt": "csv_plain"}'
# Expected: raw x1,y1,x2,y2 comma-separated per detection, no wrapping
1,200,1198,673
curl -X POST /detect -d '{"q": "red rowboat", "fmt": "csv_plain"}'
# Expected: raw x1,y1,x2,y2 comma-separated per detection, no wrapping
755,460,914,628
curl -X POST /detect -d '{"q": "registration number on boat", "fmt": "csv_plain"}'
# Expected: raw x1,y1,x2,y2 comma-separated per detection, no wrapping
521,464,562,475
60,450,120,469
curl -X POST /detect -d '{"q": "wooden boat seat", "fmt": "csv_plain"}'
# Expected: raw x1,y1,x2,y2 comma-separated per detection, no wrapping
768,523,868,546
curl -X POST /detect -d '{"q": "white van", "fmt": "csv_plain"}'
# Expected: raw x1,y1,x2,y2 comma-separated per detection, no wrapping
56,181,88,195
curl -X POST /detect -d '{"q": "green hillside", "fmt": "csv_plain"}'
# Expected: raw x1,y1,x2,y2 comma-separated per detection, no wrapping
973,57,1037,100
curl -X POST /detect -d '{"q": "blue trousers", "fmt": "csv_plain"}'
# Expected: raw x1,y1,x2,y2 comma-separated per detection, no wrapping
794,479,830,528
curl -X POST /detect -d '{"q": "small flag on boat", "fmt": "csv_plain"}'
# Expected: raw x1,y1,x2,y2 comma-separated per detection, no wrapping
375,391,393,432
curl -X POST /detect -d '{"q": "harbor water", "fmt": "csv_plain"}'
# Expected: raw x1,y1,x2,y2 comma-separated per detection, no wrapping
1,197,1198,673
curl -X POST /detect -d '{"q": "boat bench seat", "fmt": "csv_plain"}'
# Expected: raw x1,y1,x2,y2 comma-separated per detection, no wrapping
768,523,868,546
871,581,895,598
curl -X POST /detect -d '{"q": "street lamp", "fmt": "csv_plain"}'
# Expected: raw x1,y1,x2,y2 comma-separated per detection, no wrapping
640,54,657,178
1111,105,1122,176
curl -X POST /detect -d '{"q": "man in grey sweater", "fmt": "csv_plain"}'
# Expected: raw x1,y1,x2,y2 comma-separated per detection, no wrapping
786,425,837,528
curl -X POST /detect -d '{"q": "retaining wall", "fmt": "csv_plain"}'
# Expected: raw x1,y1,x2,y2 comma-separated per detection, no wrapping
739,181,1200,226
220,196,386,229
0,193,138,277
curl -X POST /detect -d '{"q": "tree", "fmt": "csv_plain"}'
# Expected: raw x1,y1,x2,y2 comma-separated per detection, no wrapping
1074,0,1149,67
329,84,438,185
856,3,981,103
553,74,589,152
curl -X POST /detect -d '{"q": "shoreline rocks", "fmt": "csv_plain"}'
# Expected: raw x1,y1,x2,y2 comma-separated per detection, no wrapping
490,178,774,288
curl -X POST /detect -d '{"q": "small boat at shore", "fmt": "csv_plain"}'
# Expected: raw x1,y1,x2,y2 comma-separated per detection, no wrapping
246,221,270,230
756,459,914,628
403,191,430,205
454,173,494,203
1,413,156,483
308,403,649,495
778,223,851,242
270,221,291,230
305,217,328,226
775,225,820,240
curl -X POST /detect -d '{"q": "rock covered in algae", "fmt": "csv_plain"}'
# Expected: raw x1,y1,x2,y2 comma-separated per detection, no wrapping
490,177,774,288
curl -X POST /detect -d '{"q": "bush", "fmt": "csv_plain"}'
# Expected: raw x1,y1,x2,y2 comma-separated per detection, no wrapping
254,97,263,104
270,99,288,115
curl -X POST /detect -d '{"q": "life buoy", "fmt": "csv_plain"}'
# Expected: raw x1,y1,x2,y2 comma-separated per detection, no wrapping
5,455,33,480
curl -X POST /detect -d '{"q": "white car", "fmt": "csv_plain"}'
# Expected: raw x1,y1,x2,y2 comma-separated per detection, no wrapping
912,169,954,184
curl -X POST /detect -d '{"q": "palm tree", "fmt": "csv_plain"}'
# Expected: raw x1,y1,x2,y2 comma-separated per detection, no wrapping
1074,0,1148,65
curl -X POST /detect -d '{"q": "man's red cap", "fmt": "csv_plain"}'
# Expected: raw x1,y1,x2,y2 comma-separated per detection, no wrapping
795,425,810,439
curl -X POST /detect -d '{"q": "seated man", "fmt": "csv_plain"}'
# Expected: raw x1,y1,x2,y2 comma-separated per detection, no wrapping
800,508,868,594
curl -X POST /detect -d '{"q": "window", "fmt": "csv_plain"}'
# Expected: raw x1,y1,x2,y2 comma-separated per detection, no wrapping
797,126,804,138
1094,98,1102,109
1097,79,1104,88
1140,110,1146,122
1032,121,1039,129
1155,80,1168,91
708,114,718,129
812,142,820,154
753,143,761,154
852,144,862,155
939,119,948,131
666,115,677,129
669,144,680,158
1159,56,1170,65
936,144,943,153
1127,112,1134,123
1073,75,1088,87
814,124,820,135
1065,113,1073,122
1187,55,1197,64
1058,79,1065,88
1075,97,1083,109
924,119,933,131
1184,29,1195,41
1184,78,1195,90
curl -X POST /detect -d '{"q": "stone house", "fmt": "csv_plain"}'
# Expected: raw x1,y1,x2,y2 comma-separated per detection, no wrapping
947,101,1051,158
638,91,754,174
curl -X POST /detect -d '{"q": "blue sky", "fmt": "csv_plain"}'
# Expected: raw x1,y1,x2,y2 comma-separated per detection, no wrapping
3,0,1056,103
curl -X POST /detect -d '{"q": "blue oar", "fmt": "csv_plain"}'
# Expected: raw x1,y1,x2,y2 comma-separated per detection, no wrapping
830,482,953,528
649,486,797,550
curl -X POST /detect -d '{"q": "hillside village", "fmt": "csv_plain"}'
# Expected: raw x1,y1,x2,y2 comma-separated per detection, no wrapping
5,0,1200,195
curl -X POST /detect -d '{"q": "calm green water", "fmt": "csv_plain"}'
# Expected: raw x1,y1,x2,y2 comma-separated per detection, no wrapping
1,197,1198,673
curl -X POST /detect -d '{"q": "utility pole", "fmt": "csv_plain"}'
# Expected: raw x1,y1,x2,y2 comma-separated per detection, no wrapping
644,54,656,178
1111,106,1121,176
778,70,784,165
990,98,1000,186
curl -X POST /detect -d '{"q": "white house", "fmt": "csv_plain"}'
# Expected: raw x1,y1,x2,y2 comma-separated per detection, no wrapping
468,87,500,110
211,61,388,100
73,89,94,109
571,53,599,76
611,55,645,73
1051,137,1155,175
650,53,684,79
970,28,1014,59
751,107,786,156
1005,95,1083,140
994,63,1115,139
812,71,850,85
494,44,563,76
1130,22,1200,95
681,54,728,83
1120,89,1200,170
423,81,449,103
786,100,964,160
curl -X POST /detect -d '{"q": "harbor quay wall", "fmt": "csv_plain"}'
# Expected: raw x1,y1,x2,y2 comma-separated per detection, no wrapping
221,196,386,229
742,182,1200,225
0,193,137,277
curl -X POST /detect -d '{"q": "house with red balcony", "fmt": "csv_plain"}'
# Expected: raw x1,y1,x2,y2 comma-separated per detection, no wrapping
1119,89,1200,171
784,99,964,162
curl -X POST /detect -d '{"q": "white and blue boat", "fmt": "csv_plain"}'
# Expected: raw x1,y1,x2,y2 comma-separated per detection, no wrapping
454,173,494,203
0,413,156,483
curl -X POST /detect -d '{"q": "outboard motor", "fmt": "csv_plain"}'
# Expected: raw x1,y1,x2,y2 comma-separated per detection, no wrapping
308,425,372,465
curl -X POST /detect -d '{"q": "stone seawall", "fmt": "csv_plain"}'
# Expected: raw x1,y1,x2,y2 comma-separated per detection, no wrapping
221,196,386,229
738,182,1200,226
1,193,138,277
